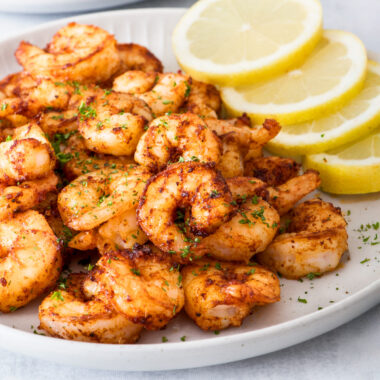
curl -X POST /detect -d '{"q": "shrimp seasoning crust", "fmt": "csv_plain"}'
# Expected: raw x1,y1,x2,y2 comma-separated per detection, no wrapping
0,21,354,345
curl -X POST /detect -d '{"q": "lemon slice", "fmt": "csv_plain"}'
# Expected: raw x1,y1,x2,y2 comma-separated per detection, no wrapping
222,30,367,125
267,61,380,155
304,129,380,194
172,0,323,86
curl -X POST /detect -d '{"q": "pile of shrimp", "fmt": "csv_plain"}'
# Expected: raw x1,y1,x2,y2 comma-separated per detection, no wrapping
0,23,348,343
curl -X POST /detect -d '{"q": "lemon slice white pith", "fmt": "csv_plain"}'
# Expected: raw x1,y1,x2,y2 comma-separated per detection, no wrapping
172,0,323,86
222,30,368,125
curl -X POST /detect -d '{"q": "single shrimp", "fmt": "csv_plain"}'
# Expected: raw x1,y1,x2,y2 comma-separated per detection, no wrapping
77,90,152,156
256,199,348,279
0,210,62,312
0,172,58,221
68,230,97,251
216,133,245,178
182,259,280,331
85,246,184,330
244,156,301,187
39,273,143,343
198,197,280,262
58,166,152,231
227,170,321,216
0,123,55,184
137,162,236,263
139,73,190,116
134,113,221,171
113,71,158,95
15,23,120,83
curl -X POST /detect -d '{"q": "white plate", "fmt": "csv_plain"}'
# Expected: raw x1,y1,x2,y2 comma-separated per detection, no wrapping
0,8,379,372
0,0,144,14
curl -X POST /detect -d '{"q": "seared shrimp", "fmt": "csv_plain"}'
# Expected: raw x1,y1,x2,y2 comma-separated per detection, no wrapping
0,210,62,312
58,166,151,230
0,123,55,184
113,71,158,95
139,73,189,116
257,199,348,279
227,170,321,216
0,172,58,221
116,43,163,74
16,23,120,83
182,259,280,331
137,162,236,263
39,273,143,343
217,133,245,178
244,157,301,187
135,113,221,171
85,246,184,330
198,198,280,262
78,90,152,156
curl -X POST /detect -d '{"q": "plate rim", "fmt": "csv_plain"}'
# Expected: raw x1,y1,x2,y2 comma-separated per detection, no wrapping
0,7,379,371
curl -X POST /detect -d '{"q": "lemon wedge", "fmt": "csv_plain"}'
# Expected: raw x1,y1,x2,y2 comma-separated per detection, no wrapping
172,0,323,86
267,61,380,155
304,129,380,194
222,30,367,125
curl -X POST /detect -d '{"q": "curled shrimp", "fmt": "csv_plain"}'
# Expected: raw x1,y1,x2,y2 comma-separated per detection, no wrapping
198,197,280,262
257,199,348,279
85,246,184,330
0,123,55,184
0,172,58,221
135,113,221,171
227,170,321,216
116,43,163,74
58,166,151,231
137,162,236,263
113,71,158,95
182,259,280,331
39,273,143,343
244,156,301,187
0,210,62,312
77,90,152,156
16,23,120,83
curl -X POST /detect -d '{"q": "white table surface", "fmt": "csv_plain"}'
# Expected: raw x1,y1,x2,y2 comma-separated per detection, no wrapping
0,0,379,379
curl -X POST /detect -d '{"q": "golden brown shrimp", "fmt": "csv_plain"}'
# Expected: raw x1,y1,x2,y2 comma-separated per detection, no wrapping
244,156,301,187
257,199,348,279
0,123,55,184
0,172,58,221
182,259,280,331
227,170,321,216
113,71,158,95
116,43,163,74
216,133,245,178
16,23,120,83
85,246,184,330
58,166,151,231
139,73,189,116
137,162,236,263
37,109,78,137
77,90,152,156
0,210,62,312
198,198,280,262
134,113,222,171
39,273,143,343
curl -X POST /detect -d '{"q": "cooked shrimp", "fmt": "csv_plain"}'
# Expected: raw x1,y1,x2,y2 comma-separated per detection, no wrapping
116,43,163,74
135,113,221,171
0,172,58,221
227,170,321,216
0,210,62,312
0,123,55,184
182,259,280,331
77,90,152,156
58,166,152,231
256,199,348,279
139,73,189,116
16,23,120,83
182,79,221,118
216,133,245,178
113,71,158,95
137,162,236,263
39,273,143,343
37,109,78,137
198,198,280,262
85,246,184,330
68,230,97,251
